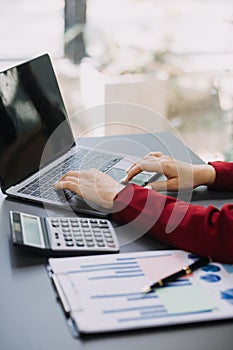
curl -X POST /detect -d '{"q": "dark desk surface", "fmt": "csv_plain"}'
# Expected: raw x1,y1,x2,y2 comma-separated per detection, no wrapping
1,132,233,350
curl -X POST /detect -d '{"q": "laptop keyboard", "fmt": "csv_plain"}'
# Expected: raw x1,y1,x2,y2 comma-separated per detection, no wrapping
18,148,123,202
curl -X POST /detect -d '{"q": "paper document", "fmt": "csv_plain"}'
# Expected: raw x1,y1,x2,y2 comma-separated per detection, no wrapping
48,250,233,334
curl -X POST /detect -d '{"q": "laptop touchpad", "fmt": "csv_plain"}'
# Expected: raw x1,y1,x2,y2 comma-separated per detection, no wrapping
107,168,152,186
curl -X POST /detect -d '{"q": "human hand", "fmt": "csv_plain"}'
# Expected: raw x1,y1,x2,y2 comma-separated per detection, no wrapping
123,152,216,191
54,168,124,209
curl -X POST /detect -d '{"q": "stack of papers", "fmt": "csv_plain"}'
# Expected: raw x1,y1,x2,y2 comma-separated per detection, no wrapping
48,250,233,334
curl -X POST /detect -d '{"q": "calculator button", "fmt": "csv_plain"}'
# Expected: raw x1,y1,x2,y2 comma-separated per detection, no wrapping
72,228,81,232
76,242,84,247
52,222,59,227
90,223,99,228
62,230,71,235
85,237,94,242
94,232,102,236
63,233,72,238
83,230,91,234
71,222,79,227
75,237,84,241
76,242,85,247
106,238,114,243
74,238,83,243
62,228,71,232
64,237,73,242
99,225,109,229
74,233,82,238
70,219,78,223
66,242,74,247
63,234,72,239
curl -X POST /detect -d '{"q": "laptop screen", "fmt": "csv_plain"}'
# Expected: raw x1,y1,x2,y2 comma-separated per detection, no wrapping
0,54,75,191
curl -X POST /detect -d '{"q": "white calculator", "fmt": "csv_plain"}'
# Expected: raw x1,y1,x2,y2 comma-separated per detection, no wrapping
10,211,119,256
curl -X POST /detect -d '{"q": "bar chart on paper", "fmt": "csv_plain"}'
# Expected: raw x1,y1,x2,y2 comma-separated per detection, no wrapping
48,250,233,334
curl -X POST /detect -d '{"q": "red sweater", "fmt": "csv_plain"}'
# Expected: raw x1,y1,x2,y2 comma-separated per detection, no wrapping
113,162,233,264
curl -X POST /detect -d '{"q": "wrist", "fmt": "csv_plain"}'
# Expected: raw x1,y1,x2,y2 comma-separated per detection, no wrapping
194,164,216,187
106,183,125,208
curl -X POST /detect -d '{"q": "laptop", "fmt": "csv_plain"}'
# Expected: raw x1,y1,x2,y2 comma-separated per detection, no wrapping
0,54,157,216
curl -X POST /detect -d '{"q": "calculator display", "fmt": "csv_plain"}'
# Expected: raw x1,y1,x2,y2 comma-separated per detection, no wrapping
22,214,45,248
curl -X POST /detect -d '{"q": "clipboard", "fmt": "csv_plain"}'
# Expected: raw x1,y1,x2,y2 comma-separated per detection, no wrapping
47,250,233,335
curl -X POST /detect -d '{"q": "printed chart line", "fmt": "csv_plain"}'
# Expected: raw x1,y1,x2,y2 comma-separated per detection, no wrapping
117,309,214,323
89,273,145,280
68,265,141,274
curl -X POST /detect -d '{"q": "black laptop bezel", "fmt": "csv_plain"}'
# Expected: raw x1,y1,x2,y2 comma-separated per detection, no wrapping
0,53,75,193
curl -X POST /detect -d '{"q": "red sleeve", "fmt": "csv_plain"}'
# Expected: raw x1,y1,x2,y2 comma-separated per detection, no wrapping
208,161,233,190
112,162,233,264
